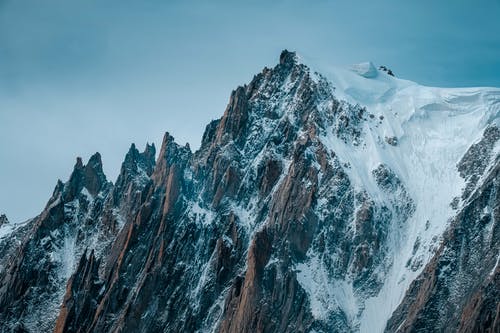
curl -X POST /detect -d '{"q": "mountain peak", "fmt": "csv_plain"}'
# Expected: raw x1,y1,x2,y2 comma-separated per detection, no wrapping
74,157,84,169
157,132,176,161
121,142,156,177
152,132,192,188
1,50,499,333
0,214,8,227
83,152,107,196
144,142,156,157
279,49,298,67
87,152,103,172
63,153,108,200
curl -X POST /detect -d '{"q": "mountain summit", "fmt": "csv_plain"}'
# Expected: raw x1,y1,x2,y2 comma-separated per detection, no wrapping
0,50,499,333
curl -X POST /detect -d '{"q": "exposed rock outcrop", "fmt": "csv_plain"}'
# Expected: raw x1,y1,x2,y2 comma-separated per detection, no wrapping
0,214,8,227
54,250,102,333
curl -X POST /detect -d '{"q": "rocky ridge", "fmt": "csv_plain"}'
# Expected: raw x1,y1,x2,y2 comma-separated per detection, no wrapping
0,50,498,333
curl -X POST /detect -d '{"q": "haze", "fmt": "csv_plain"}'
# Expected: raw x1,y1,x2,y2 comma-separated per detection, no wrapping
1,0,499,222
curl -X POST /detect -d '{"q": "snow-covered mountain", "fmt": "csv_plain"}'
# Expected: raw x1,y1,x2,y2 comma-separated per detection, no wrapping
0,50,498,333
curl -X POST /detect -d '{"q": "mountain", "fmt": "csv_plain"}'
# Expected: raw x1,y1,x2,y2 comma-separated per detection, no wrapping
0,50,498,333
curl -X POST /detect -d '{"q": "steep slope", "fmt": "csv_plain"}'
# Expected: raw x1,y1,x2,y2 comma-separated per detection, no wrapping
53,50,406,333
386,127,500,332
0,145,155,332
310,59,500,332
0,50,498,333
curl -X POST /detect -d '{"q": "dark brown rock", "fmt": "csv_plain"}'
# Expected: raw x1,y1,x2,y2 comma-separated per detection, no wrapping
54,250,102,333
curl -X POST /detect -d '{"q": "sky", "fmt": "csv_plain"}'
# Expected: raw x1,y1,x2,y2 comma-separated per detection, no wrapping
1,0,500,223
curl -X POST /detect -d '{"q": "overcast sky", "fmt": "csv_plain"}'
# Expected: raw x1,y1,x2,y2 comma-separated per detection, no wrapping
1,0,500,222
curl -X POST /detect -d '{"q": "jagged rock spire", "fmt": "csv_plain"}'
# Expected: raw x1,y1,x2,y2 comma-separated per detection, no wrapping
122,142,156,176
112,142,157,207
0,214,8,227
84,152,107,196
279,49,298,68
214,86,249,146
152,132,192,190
63,153,108,201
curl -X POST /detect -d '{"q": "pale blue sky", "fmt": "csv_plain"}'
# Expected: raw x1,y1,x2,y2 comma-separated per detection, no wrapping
1,0,500,222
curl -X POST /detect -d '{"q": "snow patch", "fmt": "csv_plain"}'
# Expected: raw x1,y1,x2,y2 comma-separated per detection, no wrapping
0,218,31,240
190,202,216,226
296,256,358,325
490,253,500,277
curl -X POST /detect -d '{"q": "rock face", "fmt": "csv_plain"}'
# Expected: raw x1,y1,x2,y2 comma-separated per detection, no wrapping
0,147,154,332
378,66,395,77
54,250,102,333
0,50,499,333
0,215,8,227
